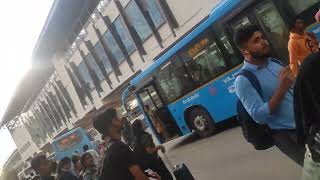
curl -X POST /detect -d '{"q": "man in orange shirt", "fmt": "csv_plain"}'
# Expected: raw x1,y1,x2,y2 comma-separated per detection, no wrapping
288,17,319,76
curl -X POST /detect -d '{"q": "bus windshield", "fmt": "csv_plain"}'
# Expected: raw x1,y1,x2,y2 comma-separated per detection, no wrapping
55,131,82,151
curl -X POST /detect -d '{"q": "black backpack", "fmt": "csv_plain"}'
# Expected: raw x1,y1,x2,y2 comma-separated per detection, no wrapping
236,69,274,150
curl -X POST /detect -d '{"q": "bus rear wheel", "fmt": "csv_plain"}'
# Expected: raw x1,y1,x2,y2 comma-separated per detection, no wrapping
189,108,215,137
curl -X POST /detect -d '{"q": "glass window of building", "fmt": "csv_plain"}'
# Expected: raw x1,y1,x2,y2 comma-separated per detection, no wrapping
78,62,94,89
103,31,125,64
125,0,152,41
155,56,194,103
86,53,105,81
138,0,165,28
287,0,320,14
114,17,136,54
94,42,113,73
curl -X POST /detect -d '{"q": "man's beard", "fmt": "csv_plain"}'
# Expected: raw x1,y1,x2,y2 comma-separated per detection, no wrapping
250,50,271,60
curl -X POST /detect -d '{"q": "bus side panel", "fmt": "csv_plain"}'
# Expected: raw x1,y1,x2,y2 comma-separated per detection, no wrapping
167,67,241,135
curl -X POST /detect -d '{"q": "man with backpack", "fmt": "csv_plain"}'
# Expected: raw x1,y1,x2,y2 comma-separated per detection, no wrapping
234,25,305,166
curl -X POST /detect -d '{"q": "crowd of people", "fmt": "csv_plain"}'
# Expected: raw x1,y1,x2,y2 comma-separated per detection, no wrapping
29,108,172,180
28,13,320,180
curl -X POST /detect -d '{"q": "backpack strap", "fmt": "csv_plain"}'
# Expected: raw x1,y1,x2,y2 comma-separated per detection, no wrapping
270,58,285,67
237,69,263,98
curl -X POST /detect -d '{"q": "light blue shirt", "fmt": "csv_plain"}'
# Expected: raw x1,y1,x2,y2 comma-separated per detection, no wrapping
235,58,295,130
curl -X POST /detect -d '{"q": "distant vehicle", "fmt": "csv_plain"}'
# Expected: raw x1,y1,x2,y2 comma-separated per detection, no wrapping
122,0,320,143
52,127,94,161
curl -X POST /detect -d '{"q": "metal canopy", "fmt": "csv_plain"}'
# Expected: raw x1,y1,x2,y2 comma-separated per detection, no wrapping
1,0,100,127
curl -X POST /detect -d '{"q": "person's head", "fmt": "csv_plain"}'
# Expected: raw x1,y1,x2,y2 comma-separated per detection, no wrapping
83,144,89,152
58,157,72,172
81,152,94,169
234,25,271,62
290,17,305,33
49,161,57,174
93,108,123,138
71,155,82,172
144,105,150,112
315,9,320,22
31,155,51,176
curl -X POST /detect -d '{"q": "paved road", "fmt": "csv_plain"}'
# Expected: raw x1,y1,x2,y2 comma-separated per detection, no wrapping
163,125,302,180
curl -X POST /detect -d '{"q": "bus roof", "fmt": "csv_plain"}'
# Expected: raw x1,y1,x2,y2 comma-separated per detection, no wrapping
53,127,83,142
129,0,241,87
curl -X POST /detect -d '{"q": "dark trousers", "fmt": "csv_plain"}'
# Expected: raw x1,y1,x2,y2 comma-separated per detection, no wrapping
272,130,305,166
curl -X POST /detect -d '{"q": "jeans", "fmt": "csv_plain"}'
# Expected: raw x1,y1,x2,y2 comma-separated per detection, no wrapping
272,130,305,166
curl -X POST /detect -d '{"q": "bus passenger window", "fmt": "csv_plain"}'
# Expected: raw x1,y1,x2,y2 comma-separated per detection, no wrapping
287,0,320,14
214,23,242,66
155,57,194,103
181,35,227,85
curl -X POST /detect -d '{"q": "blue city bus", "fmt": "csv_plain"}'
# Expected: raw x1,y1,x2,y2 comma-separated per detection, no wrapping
122,0,320,142
51,127,94,161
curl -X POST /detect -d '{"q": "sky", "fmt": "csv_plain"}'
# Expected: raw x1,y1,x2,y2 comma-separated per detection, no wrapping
0,0,54,171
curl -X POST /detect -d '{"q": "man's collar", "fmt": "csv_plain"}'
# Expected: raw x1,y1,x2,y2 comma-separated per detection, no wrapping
243,58,271,71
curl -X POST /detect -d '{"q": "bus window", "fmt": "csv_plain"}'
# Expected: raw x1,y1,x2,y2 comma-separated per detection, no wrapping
213,23,242,66
287,0,320,14
254,1,289,61
180,33,227,85
155,57,194,103
231,16,251,31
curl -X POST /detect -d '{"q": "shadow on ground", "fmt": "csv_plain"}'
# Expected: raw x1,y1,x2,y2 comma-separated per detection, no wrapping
169,118,239,150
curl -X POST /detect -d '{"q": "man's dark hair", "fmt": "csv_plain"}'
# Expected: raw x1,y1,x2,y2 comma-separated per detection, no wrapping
31,155,47,173
71,155,80,165
93,108,117,136
83,144,89,152
233,25,261,49
289,16,303,30
57,157,71,176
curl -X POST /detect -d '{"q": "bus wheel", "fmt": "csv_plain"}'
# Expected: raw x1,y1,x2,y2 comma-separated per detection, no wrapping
189,108,215,137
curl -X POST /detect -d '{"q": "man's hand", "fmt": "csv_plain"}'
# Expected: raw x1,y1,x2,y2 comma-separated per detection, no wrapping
128,165,150,180
279,67,294,91
268,67,295,114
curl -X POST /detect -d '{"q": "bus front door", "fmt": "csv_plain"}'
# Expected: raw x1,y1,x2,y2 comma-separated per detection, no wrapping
137,84,181,143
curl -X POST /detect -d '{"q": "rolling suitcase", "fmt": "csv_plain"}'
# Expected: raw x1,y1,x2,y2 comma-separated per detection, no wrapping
163,153,195,180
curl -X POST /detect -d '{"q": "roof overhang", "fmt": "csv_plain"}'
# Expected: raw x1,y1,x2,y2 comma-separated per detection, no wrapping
1,0,100,127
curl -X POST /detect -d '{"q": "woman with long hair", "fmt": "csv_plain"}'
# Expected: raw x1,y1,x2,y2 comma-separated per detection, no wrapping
294,53,320,179
81,152,98,180
57,157,78,180
132,119,173,180
72,155,83,179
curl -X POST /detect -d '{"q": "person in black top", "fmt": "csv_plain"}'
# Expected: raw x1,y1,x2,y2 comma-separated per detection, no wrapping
31,155,55,180
93,108,157,180
57,157,78,180
132,119,173,180
294,53,320,178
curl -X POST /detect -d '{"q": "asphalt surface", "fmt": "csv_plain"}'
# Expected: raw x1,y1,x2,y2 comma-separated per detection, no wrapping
162,124,302,180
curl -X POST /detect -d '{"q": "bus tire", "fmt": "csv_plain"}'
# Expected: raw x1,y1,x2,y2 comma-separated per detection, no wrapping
189,108,215,137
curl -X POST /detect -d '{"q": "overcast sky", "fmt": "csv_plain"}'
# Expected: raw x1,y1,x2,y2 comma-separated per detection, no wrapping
0,0,53,171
